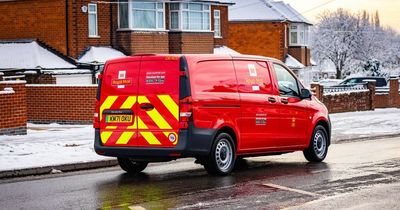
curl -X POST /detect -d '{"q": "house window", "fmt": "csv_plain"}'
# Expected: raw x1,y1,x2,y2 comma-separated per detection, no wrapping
170,3,211,31
118,1,165,30
88,3,98,37
289,23,310,46
214,10,221,37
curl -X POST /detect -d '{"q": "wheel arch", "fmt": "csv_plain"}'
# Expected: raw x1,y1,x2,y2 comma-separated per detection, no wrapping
315,119,331,146
214,126,238,150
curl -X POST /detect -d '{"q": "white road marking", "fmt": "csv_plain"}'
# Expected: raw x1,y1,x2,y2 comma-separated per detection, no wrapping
262,183,320,197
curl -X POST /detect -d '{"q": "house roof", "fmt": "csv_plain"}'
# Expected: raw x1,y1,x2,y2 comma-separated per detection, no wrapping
285,54,305,69
0,40,76,70
229,0,312,25
77,46,125,65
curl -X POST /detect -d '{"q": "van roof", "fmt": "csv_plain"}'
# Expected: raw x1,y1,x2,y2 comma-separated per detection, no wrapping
104,54,283,65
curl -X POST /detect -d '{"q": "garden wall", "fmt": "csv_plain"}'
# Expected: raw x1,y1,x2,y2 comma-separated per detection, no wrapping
26,85,97,124
0,81,27,135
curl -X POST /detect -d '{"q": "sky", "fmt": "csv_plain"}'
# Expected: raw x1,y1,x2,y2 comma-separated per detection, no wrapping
283,0,400,32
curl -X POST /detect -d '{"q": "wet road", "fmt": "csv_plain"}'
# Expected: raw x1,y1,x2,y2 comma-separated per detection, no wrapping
1,137,400,210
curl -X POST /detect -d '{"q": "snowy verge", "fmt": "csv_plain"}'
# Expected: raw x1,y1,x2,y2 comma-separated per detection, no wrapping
0,109,399,172
0,124,113,171
330,108,400,141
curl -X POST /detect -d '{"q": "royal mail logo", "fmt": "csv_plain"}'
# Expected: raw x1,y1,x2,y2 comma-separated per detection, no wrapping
112,79,132,86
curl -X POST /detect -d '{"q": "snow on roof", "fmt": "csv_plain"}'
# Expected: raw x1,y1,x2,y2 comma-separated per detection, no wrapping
229,0,312,24
285,54,305,69
0,40,76,70
213,46,240,55
77,46,125,64
229,0,284,22
41,69,92,75
270,1,312,24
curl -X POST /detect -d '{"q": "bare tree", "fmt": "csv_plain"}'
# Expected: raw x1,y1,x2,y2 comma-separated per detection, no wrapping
312,9,359,79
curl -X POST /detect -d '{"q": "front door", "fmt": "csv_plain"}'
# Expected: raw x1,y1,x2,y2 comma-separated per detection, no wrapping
271,63,311,147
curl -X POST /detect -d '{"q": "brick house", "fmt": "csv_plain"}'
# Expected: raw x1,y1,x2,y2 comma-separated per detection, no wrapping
0,0,233,63
228,0,312,72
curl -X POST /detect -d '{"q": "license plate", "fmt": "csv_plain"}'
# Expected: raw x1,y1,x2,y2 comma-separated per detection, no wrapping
106,115,132,123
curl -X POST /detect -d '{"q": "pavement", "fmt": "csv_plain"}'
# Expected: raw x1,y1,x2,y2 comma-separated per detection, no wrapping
1,136,400,209
1,108,400,179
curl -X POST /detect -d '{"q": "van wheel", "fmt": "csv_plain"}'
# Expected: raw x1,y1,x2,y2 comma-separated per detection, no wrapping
117,158,148,174
204,133,236,175
303,125,329,162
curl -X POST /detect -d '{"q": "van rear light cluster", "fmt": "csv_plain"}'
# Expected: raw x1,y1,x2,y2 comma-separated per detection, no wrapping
179,96,193,129
94,74,103,129
93,99,100,129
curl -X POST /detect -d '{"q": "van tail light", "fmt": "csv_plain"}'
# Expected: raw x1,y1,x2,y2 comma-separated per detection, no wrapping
93,74,102,129
93,99,100,129
179,96,193,129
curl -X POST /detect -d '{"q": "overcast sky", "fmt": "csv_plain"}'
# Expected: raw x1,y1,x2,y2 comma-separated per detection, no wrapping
283,0,400,32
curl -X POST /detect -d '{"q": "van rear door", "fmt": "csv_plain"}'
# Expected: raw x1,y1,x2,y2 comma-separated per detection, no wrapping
136,56,180,147
99,59,140,147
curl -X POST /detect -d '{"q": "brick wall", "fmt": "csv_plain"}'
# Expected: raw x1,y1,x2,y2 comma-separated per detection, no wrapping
288,46,311,66
322,91,372,113
375,94,390,108
25,74,56,84
212,5,229,47
229,21,286,61
0,0,67,54
68,0,115,58
116,31,169,55
26,85,97,124
311,78,400,113
169,32,214,54
0,81,27,135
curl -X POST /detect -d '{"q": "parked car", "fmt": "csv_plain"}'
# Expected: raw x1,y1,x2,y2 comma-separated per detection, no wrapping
318,79,343,87
93,54,331,175
335,76,388,87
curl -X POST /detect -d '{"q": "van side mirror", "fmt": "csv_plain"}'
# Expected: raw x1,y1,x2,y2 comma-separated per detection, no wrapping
300,89,312,99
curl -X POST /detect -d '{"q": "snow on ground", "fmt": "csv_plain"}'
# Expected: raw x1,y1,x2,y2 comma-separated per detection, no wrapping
0,109,399,171
0,123,112,171
330,108,400,141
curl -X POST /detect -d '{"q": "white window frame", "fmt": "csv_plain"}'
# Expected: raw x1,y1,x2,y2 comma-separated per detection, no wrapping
169,2,212,32
88,3,99,37
214,10,221,38
289,23,310,46
118,1,166,31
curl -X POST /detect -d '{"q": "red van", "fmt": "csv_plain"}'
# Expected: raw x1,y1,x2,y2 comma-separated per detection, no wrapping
94,54,330,175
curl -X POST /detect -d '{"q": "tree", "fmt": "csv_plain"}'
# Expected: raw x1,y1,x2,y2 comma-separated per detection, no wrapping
363,59,381,76
311,9,400,79
311,9,360,79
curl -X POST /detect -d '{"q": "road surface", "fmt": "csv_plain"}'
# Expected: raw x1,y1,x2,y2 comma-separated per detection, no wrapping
1,137,400,209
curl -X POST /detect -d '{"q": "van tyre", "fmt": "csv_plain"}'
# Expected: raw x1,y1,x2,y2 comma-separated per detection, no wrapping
204,133,236,175
118,158,148,174
303,125,329,162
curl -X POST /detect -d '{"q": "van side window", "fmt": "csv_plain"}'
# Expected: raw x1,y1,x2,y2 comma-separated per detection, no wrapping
193,60,237,93
234,61,273,94
273,64,300,97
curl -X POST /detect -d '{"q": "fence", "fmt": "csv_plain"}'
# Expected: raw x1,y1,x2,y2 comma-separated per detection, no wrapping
323,85,368,94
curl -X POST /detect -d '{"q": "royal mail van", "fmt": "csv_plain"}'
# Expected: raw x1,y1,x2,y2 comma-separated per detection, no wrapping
94,54,331,175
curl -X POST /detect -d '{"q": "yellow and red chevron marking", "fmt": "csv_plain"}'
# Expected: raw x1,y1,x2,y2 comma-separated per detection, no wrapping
99,95,179,147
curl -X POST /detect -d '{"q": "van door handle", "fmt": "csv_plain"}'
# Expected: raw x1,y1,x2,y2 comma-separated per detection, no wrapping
268,97,277,103
140,103,155,111
281,98,289,104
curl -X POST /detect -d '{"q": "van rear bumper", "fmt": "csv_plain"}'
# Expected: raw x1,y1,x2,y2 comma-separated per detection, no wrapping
94,124,216,161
